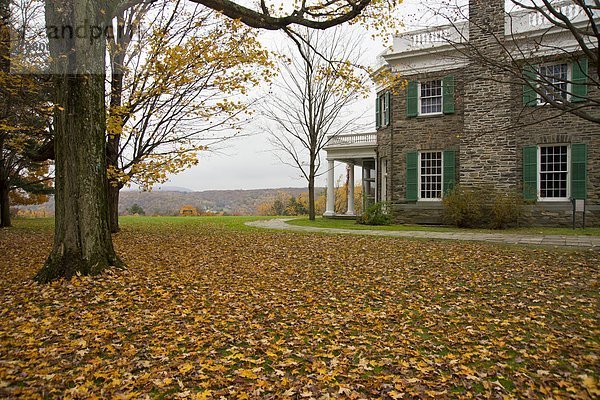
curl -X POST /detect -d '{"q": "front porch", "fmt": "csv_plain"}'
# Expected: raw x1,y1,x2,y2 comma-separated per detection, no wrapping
323,133,378,218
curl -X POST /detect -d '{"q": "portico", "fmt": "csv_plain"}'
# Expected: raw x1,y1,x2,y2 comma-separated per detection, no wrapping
323,133,377,217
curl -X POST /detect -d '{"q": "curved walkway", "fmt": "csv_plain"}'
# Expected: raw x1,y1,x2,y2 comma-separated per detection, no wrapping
246,218,600,250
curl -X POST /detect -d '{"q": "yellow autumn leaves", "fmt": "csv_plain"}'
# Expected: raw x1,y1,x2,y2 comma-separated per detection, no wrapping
1,217,598,398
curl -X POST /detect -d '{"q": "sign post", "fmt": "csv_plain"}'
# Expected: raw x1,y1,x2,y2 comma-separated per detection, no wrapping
571,198,586,230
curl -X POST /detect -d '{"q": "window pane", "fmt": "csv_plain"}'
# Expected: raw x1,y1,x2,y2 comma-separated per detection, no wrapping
420,80,443,114
540,145,568,198
538,64,568,102
420,151,442,199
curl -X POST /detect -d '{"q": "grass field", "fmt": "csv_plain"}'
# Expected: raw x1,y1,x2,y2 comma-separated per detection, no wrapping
287,216,600,236
0,217,598,399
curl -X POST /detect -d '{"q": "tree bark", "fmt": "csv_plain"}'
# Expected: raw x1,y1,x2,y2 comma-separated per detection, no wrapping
34,0,122,283
308,159,316,221
0,178,10,228
107,63,124,233
107,182,121,233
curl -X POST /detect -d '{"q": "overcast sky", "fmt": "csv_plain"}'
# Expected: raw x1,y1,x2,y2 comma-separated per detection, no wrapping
162,1,450,192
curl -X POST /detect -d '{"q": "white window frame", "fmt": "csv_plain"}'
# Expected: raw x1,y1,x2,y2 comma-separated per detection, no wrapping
538,144,570,202
378,92,389,127
536,62,571,105
418,80,443,116
418,151,444,201
381,158,388,202
382,94,389,127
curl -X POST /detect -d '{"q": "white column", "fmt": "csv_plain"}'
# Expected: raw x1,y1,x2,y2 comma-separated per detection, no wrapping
324,160,335,216
346,163,355,215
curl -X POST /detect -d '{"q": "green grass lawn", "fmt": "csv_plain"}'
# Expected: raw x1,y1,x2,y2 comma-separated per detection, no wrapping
9,215,272,232
286,216,600,236
1,216,598,398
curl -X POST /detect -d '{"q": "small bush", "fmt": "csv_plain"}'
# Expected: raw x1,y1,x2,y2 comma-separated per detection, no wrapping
490,191,523,229
357,202,391,226
442,187,484,228
443,185,524,229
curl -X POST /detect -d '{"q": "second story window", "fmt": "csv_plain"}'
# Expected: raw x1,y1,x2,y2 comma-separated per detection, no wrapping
375,91,391,129
406,76,454,118
538,63,569,103
523,57,588,106
419,80,443,115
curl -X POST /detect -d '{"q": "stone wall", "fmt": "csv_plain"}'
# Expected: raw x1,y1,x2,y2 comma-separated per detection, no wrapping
460,0,518,191
376,69,465,207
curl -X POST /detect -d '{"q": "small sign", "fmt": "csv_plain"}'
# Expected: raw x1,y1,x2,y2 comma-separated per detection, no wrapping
575,199,585,212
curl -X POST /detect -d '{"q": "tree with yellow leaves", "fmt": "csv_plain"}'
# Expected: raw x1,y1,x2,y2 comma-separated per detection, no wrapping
34,0,401,282
106,0,274,232
0,0,53,228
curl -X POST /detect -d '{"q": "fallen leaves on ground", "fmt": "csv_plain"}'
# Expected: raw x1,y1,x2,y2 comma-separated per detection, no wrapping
0,219,598,399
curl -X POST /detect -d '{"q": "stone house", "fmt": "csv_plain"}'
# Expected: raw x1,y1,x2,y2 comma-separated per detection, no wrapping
324,0,599,227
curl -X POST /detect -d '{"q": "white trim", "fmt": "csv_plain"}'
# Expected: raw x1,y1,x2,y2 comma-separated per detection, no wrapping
381,158,388,202
537,144,571,202
377,92,390,128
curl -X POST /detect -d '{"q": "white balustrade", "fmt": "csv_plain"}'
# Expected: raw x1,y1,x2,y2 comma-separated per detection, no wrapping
325,133,377,147
388,1,597,55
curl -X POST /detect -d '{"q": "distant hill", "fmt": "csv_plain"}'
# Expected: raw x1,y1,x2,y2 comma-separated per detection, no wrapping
19,187,323,216
123,185,194,193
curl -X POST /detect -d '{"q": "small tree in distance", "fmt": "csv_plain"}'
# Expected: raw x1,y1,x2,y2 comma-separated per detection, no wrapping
127,203,145,216
263,27,371,221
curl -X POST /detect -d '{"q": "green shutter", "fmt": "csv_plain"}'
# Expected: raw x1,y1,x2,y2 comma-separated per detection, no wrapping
442,75,455,114
523,146,538,201
443,150,456,195
406,152,418,201
571,143,587,199
571,58,588,103
384,91,391,126
375,94,381,128
406,81,418,118
523,65,537,107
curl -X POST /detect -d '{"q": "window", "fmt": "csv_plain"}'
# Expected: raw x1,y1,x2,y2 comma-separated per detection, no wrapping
539,145,569,199
538,63,569,104
524,58,589,106
407,76,454,117
419,151,443,199
363,160,376,207
376,91,390,128
381,94,389,126
419,80,443,115
380,158,388,202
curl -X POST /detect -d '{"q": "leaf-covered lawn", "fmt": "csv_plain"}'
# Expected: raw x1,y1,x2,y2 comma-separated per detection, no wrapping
0,218,598,399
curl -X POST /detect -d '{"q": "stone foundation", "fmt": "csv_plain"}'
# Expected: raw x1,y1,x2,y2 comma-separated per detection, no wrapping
392,202,445,225
391,202,600,228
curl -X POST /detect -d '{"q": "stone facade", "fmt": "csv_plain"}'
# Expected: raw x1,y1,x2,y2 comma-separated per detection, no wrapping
376,0,599,227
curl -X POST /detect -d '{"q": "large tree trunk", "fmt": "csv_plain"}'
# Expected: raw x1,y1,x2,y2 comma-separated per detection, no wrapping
0,178,10,228
34,0,122,283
